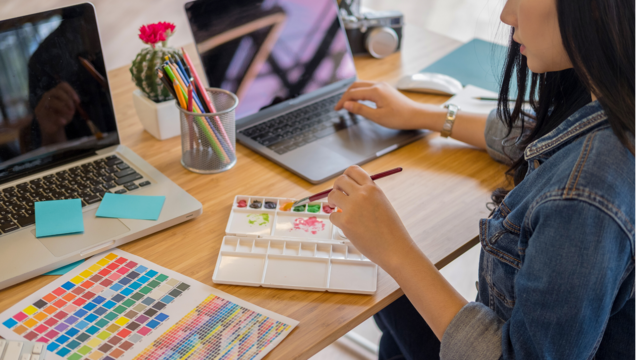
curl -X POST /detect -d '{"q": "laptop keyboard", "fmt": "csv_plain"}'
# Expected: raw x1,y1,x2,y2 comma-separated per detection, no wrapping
0,155,151,235
239,93,358,155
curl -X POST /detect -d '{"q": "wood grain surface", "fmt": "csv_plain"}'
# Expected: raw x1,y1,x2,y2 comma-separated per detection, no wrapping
0,24,508,359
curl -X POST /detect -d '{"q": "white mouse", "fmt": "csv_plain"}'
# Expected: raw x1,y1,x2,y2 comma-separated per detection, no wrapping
396,72,463,95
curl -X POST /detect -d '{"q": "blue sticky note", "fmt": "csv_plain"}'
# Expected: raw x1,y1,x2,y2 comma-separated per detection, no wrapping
96,194,165,221
35,199,84,238
45,260,85,276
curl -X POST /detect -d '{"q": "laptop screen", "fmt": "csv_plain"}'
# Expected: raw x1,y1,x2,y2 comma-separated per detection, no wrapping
0,4,118,183
185,0,357,120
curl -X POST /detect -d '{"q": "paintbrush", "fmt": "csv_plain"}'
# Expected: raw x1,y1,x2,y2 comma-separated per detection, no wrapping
292,167,403,207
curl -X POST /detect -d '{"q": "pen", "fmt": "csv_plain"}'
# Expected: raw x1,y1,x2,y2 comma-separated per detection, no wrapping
473,97,530,103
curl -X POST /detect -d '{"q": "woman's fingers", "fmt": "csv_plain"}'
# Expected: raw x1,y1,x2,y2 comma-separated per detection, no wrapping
334,84,380,111
333,174,359,196
327,188,349,209
344,165,373,186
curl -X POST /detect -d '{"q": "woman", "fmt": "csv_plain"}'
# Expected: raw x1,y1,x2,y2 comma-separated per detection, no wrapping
328,0,634,358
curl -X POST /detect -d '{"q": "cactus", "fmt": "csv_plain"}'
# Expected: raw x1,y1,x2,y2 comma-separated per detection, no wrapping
130,22,178,103
129,46,181,103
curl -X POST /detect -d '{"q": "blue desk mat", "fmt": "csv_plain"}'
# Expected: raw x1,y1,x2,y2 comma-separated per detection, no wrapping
421,38,528,99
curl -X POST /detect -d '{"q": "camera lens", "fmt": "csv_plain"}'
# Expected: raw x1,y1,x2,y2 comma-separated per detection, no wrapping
365,27,398,58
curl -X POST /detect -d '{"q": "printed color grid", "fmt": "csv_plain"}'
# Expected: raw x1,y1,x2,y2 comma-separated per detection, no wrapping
134,295,291,360
2,253,191,360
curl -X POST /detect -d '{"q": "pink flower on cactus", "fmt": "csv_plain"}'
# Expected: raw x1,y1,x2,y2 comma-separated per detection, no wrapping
138,22,175,48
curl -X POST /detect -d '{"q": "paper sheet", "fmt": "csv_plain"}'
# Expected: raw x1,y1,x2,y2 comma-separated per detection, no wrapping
35,199,84,238
442,85,500,115
96,194,165,221
0,249,298,360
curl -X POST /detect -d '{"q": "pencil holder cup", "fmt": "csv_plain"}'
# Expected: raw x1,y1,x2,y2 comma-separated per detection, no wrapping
177,88,238,174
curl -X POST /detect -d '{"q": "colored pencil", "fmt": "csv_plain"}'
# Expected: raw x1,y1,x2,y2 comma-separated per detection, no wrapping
161,60,230,163
292,167,403,207
173,81,186,109
187,84,193,113
181,48,235,150
168,57,233,158
157,70,177,99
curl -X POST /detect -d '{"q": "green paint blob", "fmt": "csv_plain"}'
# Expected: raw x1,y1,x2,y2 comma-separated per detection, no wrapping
293,205,306,212
247,213,269,226
307,204,321,213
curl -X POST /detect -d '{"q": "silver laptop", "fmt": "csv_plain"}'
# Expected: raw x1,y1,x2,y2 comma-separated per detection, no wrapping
184,0,426,184
0,3,202,290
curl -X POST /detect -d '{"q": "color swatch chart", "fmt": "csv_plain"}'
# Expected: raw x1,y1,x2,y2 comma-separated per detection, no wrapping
1,253,190,360
134,294,291,360
0,250,299,360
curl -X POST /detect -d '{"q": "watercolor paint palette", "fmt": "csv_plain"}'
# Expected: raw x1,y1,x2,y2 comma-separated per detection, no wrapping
226,195,346,241
214,196,377,295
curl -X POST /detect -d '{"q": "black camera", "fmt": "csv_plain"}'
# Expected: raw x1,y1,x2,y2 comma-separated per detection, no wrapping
342,10,404,58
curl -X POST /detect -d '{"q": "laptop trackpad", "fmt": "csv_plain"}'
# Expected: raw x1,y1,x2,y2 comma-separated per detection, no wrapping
31,208,130,257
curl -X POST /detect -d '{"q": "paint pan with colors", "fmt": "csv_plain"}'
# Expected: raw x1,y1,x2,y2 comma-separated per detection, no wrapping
227,196,345,241
280,201,294,211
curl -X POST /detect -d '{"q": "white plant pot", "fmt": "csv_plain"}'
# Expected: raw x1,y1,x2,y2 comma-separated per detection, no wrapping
132,89,180,140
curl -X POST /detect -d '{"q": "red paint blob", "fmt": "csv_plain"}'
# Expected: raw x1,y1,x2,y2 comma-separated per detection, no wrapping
322,204,334,214
237,200,247,208
291,217,325,235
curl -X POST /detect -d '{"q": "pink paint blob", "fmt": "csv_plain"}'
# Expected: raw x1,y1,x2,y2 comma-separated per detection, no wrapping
291,217,325,235
322,204,334,214
237,200,247,208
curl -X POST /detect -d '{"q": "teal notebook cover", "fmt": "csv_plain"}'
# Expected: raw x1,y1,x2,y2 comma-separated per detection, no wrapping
421,38,523,98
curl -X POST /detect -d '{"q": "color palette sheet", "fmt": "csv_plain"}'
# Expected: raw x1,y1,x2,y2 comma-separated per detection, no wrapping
0,249,298,360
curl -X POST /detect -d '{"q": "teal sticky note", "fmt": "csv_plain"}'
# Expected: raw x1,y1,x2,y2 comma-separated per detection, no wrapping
45,259,85,275
35,199,84,238
421,38,528,98
96,193,165,220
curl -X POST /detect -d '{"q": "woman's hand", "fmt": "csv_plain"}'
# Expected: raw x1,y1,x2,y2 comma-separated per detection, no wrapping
327,165,421,271
334,81,434,130
335,81,490,150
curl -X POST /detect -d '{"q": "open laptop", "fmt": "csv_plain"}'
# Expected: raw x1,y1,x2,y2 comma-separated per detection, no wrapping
0,3,202,290
184,0,426,184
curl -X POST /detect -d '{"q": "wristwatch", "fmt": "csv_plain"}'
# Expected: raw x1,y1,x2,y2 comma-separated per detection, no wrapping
441,104,459,138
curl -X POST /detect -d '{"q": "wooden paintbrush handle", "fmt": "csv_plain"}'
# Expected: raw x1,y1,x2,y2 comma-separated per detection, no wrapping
308,167,403,202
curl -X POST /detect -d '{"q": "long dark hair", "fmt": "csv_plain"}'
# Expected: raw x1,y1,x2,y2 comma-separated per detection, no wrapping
492,0,635,205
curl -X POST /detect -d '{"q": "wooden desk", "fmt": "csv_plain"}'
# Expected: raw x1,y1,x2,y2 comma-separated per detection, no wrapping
0,24,507,358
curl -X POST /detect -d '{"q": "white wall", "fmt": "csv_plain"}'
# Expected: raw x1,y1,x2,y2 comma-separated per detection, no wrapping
0,0,509,72
0,0,198,71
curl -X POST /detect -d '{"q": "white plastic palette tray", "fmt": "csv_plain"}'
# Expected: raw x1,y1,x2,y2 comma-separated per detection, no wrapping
225,195,345,241
212,196,377,295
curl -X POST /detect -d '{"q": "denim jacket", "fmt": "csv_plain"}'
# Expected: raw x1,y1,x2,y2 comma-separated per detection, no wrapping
440,101,635,359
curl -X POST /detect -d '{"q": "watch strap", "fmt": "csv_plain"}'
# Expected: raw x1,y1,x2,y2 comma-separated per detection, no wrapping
441,104,459,138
